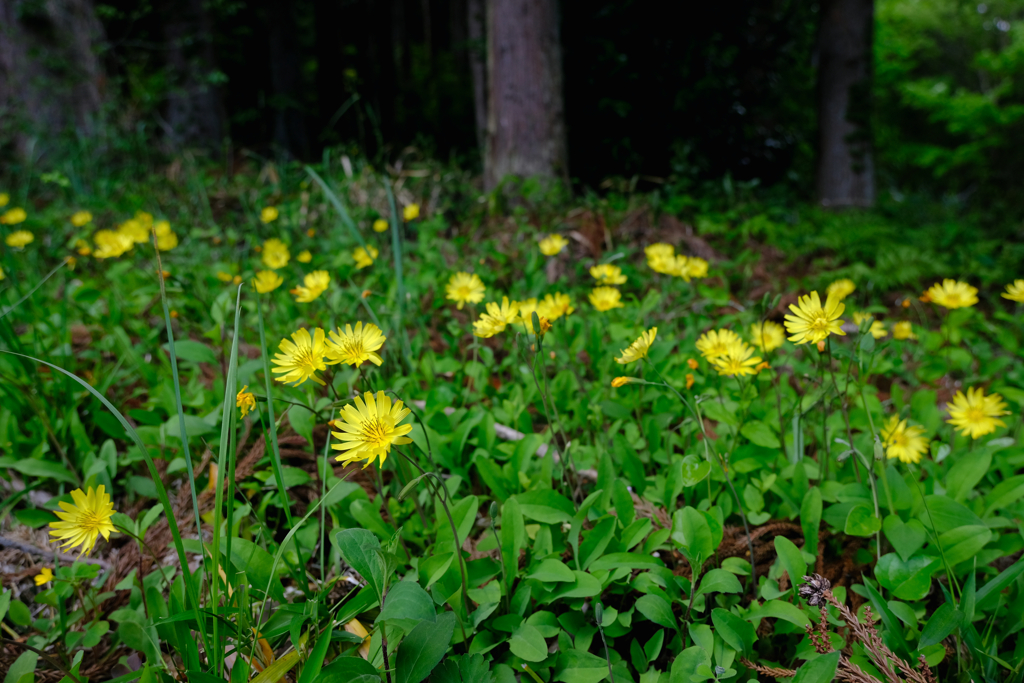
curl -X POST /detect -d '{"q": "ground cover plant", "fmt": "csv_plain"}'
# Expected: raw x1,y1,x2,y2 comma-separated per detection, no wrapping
0,156,1023,683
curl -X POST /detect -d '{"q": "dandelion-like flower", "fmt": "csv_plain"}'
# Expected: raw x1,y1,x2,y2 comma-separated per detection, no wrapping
589,286,623,312
852,312,887,339
93,230,134,259
71,211,92,227
784,291,846,345
353,245,378,269
711,342,763,377
946,387,1009,439
445,272,486,309
155,221,179,251
473,297,520,338
403,204,420,221
331,391,413,468
590,264,627,285
683,257,708,280
262,238,290,269
826,279,856,300
695,329,742,360
237,386,256,418
1002,280,1024,303
118,219,149,244
5,230,33,248
373,218,389,233
261,207,279,223
539,234,568,256
537,292,574,320
35,567,54,586
292,270,331,303
750,321,785,353
326,322,386,367
253,270,284,293
880,415,929,464
516,298,549,334
925,279,978,310
1,207,27,224
297,250,312,263
645,243,675,267
892,321,916,340
616,328,657,364
48,485,118,556
217,271,234,282
272,328,328,386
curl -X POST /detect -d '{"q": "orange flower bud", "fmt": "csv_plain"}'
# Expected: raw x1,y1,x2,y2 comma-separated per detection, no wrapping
685,373,695,389
816,340,826,352
611,376,631,388
687,358,699,369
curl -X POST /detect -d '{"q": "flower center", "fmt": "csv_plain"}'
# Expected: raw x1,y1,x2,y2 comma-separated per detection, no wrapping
360,417,392,447
945,293,962,306
809,314,830,332
965,407,986,423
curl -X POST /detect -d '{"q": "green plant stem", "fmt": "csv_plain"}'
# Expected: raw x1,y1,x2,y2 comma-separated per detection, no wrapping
908,463,960,601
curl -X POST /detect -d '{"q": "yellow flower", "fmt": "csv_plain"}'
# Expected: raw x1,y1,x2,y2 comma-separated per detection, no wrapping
156,230,179,251
48,485,118,556
297,250,312,263
590,263,627,285
135,211,154,226
712,342,763,377
237,386,256,418
539,234,569,256
683,257,709,280
645,243,674,263
695,329,742,360
75,239,91,256
445,272,486,309
852,312,887,339
118,219,149,244
292,270,331,303
154,220,172,236
1,207,27,224
826,278,856,300
92,230,134,259
253,270,284,293
0,193,7,206
892,321,917,340
373,218,389,233
616,327,657,364
5,230,34,248
925,279,978,310
71,211,93,227
326,322,386,367
784,291,846,345
611,376,633,388
1002,280,1024,303
880,415,929,464
750,321,785,353
589,286,623,312
537,292,574,320
261,206,279,223
667,255,709,281
272,328,328,386
473,297,521,338
232,275,242,285
946,387,1009,439
35,566,54,586
353,245,379,269
217,271,234,282
403,204,420,221
331,391,413,468
262,238,290,269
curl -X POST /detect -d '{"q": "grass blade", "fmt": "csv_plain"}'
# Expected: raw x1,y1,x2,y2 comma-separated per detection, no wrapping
304,165,366,249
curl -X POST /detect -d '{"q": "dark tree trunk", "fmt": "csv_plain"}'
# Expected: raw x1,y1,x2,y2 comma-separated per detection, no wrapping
816,0,875,207
484,0,568,189
0,0,105,158
267,0,310,159
161,0,227,151
466,0,487,158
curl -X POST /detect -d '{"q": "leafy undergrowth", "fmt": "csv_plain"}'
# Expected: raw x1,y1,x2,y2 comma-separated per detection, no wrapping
0,156,1022,683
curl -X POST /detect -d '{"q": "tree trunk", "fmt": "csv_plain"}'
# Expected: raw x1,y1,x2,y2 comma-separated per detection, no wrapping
267,0,310,160
466,0,487,159
0,0,105,158
484,0,568,190
161,0,227,151
816,0,875,207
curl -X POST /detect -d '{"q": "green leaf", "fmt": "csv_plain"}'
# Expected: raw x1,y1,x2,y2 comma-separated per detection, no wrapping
7,600,30,626
297,621,334,683
671,507,713,568
513,489,575,524
741,420,780,448
774,536,807,587
527,559,576,583
588,552,663,572
4,459,78,485
377,581,436,633
669,646,710,683
556,649,611,683
3,651,38,683
313,656,380,683
919,496,983,533
694,568,743,599
918,602,964,649
874,553,941,601
636,594,677,630
509,623,548,662
844,505,881,536
679,457,712,488
937,525,992,566
862,581,911,658
945,451,992,503
332,529,385,601
984,474,1024,515
164,339,217,364
800,487,822,556
395,612,456,683
500,498,525,590
222,536,285,601
882,515,927,563
791,651,840,683
163,414,218,440
748,600,811,627
976,557,1024,610
711,608,755,656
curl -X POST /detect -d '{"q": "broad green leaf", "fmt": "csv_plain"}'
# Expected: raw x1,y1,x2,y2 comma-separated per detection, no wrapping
332,529,385,601
919,496,983,533
882,515,927,563
395,612,456,683
977,557,1024,610
791,651,840,683
3,651,38,683
556,649,611,683
694,568,743,599
671,507,713,568
918,602,964,649
984,474,1024,515
748,599,811,627
800,487,822,556
377,581,436,633
711,608,755,656
588,552,663,572
513,489,575,524
313,656,380,683
5,459,78,485
509,623,548,662
774,535,807,587
874,553,941,601
636,594,677,630
222,536,285,601
669,646,710,683
945,451,992,503
844,505,881,536
297,621,334,683
741,420,780,448
936,525,992,567
527,559,576,583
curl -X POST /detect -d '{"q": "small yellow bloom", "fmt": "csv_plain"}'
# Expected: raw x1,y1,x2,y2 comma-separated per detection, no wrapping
35,567,54,586
667,255,708,281
516,298,548,334
880,415,929,464
93,230,134,259
589,286,624,312
237,386,256,418
135,211,154,226
749,321,785,353
232,275,242,285
253,270,284,293
473,297,521,338
645,242,675,265
297,250,312,263
755,361,770,372
331,391,414,469
292,270,330,303
826,278,856,300
616,327,657,364
118,219,149,244
261,206,279,223
373,218,389,233
611,376,632,388
170,310,179,318
695,329,742,360
539,234,569,256
5,230,33,248
925,279,978,310
1002,280,1024,303
946,387,1009,439
353,245,379,269
326,322,387,367
590,263,627,285
403,204,420,221
902,299,912,308
711,342,763,377
0,193,8,207
1,207,27,224
71,211,93,227
156,230,179,251
48,485,118,556
537,292,574,320
784,291,846,345
262,238,290,269
272,328,328,386
445,272,486,309
217,271,234,282
852,312,887,339
892,321,916,340
75,239,91,256
685,374,695,389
